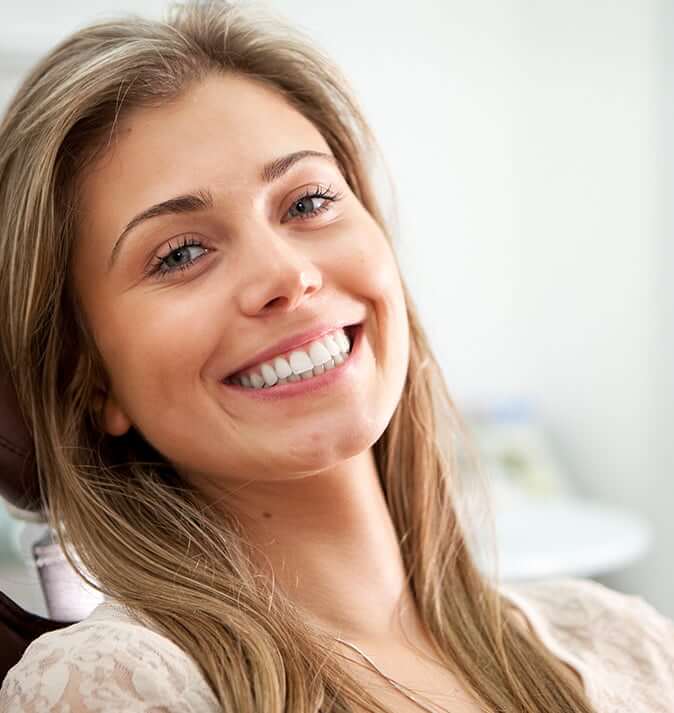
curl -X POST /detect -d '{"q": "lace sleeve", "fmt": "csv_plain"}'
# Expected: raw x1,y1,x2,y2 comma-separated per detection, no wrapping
581,579,674,703
508,576,674,711
0,618,221,712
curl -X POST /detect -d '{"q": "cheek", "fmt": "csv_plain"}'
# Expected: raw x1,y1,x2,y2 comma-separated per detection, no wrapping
342,223,404,302
94,292,217,413
362,235,408,339
342,226,410,372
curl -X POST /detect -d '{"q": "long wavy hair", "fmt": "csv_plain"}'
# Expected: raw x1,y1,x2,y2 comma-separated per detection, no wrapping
0,1,597,711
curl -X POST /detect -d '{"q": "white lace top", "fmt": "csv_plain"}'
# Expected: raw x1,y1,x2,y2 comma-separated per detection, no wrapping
1,576,673,712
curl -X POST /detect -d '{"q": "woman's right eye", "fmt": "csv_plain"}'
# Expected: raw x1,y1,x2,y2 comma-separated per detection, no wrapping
147,236,210,280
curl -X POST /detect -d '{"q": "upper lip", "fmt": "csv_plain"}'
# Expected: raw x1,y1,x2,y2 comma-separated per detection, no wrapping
223,320,361,379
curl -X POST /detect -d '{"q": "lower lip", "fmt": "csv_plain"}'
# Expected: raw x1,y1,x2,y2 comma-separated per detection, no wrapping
219,323,364,401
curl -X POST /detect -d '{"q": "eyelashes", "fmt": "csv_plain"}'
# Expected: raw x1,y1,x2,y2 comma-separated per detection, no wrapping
282,184,341,223
147,235,208,281
146,184,343,281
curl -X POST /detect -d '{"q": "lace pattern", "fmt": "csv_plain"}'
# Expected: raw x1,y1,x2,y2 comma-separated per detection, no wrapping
500,577,674,712
1,577,673,712
0,606,220,712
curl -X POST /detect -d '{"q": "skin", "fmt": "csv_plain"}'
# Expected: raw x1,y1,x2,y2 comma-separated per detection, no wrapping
70,71,420,646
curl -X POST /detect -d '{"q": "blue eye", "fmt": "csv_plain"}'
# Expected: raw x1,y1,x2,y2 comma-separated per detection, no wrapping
284,185,342,222
147,236,209,281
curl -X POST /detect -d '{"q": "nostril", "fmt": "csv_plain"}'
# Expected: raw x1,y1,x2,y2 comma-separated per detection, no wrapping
264,296,287,310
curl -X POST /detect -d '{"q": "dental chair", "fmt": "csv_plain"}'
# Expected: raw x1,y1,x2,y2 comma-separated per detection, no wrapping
0,365,80,684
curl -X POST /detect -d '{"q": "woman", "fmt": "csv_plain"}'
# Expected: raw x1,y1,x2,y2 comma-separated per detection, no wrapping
0,1,671,711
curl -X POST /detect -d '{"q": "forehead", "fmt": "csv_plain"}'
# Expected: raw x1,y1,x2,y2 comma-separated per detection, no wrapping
77,71,331,239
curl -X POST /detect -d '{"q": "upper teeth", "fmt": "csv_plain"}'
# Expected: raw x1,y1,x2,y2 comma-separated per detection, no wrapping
226,327,352,388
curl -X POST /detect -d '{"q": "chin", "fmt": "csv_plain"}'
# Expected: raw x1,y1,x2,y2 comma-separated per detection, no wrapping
282,410,390,472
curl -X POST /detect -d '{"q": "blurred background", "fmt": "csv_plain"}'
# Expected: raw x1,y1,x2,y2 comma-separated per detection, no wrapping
0,0,672,620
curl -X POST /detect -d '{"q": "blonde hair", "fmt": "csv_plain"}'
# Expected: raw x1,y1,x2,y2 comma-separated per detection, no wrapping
0,2,597,711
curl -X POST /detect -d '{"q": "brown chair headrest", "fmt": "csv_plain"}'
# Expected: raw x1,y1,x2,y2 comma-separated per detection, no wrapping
0,361,43,514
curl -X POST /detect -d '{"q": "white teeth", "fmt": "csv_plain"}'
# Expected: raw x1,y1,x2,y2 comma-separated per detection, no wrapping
335,331,350,353
250,372,265,388
227,326,356,390
308,341,331,366
322,334,341,357
273,356,292,379
288,350,314,374
260,363,278,387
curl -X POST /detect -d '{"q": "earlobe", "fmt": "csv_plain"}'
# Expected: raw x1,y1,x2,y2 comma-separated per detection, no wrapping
93,389,131,436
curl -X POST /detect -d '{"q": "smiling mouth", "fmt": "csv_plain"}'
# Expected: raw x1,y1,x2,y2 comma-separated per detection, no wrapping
222,323,361,390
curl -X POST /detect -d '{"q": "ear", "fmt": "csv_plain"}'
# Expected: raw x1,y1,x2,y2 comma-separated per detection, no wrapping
92,387,131,437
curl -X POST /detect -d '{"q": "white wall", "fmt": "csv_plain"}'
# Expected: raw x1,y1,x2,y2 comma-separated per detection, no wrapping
0,1,671,613
508,1,667,610
654,0,674,612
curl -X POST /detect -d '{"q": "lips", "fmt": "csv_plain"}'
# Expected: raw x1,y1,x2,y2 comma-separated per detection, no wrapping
222,321,362,381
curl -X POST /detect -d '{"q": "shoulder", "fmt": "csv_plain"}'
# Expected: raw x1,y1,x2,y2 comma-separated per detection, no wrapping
501,575,674,643
0,601,220,712
499,576,674,710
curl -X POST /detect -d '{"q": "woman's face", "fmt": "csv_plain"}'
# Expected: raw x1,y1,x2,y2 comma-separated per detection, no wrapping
71,72,409,491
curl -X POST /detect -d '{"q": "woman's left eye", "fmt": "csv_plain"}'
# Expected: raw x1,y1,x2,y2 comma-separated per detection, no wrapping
284,185,342,222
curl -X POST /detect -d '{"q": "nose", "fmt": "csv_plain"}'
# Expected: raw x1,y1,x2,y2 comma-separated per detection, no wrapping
235,228,323,316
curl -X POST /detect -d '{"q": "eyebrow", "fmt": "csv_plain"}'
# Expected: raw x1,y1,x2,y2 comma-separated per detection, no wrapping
107,149,338,272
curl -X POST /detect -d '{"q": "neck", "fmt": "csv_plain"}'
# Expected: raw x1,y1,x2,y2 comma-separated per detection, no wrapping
221,448,426,647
